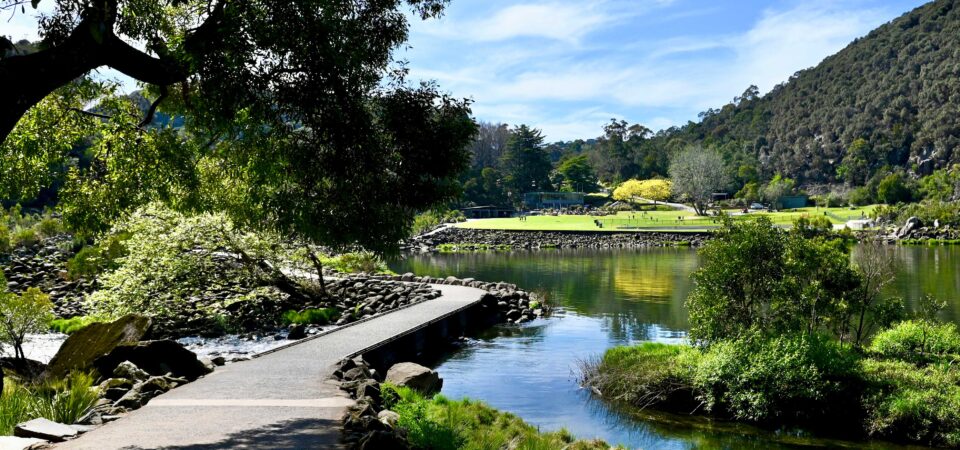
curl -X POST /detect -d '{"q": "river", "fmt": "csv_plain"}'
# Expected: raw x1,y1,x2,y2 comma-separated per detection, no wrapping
389,246,958,449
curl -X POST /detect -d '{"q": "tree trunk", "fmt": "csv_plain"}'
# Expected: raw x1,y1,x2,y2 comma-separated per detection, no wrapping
307,250,328,295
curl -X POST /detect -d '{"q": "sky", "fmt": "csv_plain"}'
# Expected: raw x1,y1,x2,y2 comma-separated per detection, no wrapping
3,0,930,142
401,0,930,141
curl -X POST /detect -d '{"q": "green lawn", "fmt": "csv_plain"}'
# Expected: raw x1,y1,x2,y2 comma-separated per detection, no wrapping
455,206,878,232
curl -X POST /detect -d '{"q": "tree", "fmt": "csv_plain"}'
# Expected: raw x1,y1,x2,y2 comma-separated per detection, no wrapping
1,1,476,269
613,179,671,204
554,155,597,193
669,146,730,215
877,172,914,204
847,239,901,347
0,269,54,392
0,0,450,143
687,217,860,345
501,125,552,200
469,122,511,170
763,174,796,210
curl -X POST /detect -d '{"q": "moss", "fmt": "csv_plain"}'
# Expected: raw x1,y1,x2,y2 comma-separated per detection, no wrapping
50,316,104,335
281,308,339,325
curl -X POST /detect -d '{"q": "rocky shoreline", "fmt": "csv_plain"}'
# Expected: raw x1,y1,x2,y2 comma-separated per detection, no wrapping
405,227,711,252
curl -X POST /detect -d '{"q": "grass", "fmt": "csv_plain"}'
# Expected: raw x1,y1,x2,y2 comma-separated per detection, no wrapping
281,308,339,325
455,206,878,232
0,371,100,435
50,316,103,334
381,384,622,449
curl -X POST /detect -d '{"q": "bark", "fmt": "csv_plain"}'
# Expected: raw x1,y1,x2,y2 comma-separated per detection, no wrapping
307,249,328,295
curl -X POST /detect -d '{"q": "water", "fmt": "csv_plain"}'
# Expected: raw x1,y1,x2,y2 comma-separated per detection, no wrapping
389,246,956,449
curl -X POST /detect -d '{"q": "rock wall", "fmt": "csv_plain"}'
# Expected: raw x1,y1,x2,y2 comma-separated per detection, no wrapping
406,227,710,251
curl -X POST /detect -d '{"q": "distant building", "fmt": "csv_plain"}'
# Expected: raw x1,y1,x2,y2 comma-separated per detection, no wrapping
460,205,515,219
522,192,585,209
779,195,810,209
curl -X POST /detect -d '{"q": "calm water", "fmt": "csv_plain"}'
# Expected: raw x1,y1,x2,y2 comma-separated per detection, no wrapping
389,246,959,449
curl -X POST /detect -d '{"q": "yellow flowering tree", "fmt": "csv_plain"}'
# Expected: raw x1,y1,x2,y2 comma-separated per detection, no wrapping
613,179,672,204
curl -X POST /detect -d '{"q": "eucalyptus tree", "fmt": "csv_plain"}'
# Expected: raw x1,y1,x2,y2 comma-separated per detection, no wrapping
669,146,730,215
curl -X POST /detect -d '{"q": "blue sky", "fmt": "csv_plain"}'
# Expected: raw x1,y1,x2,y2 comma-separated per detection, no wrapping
401,0,929,141
4,0,930,142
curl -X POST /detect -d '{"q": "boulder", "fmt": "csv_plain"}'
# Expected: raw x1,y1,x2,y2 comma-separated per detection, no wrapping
44,314,151,380
94,340,212,381
113,361,149,382
287,324,306,340
377,410,400,429
0,436,48,450
385,362,442,395
898,216,922,238
13,418,78,442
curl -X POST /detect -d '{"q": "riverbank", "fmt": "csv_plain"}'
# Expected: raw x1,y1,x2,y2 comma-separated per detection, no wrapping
405,227,710,252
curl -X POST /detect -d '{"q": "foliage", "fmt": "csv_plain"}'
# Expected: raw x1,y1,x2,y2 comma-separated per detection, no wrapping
412,209,465,237
0,371,99,435
613,179,672,203
762,174,796,209
580,343,695,410
49,316,103,335
873,200,960,228
281,308,339,326
686,217,860,344
381,383,617,450
918,165,960,201
65,233,130,280
0,223,8,253
0,278,54,360
322,252,391,274
553,154,598,193
791,215,834,238
869,320,960,365
86,206,278,319
501,125,553,199
861,358,960,446
877,171,916,204
669,146,730,215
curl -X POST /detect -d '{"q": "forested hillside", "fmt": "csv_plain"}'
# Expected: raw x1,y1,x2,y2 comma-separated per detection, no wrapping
660,0,960,185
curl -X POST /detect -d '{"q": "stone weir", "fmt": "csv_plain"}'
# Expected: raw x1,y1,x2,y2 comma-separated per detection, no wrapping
406,226,712,251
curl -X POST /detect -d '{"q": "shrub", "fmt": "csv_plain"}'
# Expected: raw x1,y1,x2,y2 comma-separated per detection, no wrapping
690,334,862,422
11,228,38,248
35,216,63,239
281,308,339,325
849,187,874,206
0,224,9,253
580,343,696,410
862,359,960,446
325,252,390,274
0,286,54,359
869,321,960,365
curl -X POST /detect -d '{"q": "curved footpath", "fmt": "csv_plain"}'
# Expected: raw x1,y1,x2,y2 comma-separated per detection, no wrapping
56,283,487,450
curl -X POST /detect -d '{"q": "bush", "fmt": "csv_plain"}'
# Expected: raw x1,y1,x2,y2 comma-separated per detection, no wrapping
381,384,615,449
65,234,129,280
0,223,9,253
869,321,960,365
849,187,874,206
35,216,63,239
862,359,960,446
11,228,38,248
325,252,390,274
281,308,339,325
690,334,862,422
580,343,696,410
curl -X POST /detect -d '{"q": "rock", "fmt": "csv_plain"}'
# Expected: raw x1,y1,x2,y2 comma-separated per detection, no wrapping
94,340,212,381
377,410,400,429
0,436,48,450
356,381,381,404
898,216,922,238
13,418,78,442
385,362,442,395
287,324,306,340
113,361,149,382
44,314,151,380
114,388,146,409
210,356,226,366
342,367,370,382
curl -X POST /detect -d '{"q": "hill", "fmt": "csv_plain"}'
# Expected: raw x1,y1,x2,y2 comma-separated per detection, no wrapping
656,0,960,186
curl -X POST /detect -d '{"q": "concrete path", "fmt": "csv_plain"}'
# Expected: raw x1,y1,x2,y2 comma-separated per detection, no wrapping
57,283,487,450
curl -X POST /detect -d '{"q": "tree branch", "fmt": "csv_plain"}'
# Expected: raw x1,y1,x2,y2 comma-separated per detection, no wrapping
139,85,169,128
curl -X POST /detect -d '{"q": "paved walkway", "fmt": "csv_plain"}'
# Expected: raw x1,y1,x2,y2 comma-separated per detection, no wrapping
57,283,487,450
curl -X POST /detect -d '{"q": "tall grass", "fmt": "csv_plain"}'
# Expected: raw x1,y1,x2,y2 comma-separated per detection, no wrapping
0,371,100,436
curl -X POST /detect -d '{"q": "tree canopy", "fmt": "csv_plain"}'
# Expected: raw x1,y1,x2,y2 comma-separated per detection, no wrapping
0,0,476,255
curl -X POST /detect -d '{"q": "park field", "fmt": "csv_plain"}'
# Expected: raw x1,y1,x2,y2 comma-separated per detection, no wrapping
454,206,879,232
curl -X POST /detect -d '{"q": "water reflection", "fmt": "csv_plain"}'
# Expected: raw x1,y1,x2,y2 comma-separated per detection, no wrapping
389,246,957,449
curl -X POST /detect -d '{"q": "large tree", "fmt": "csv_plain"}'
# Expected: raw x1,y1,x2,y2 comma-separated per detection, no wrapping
669,146,730,215
501,125,552,199
0,0,476,259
